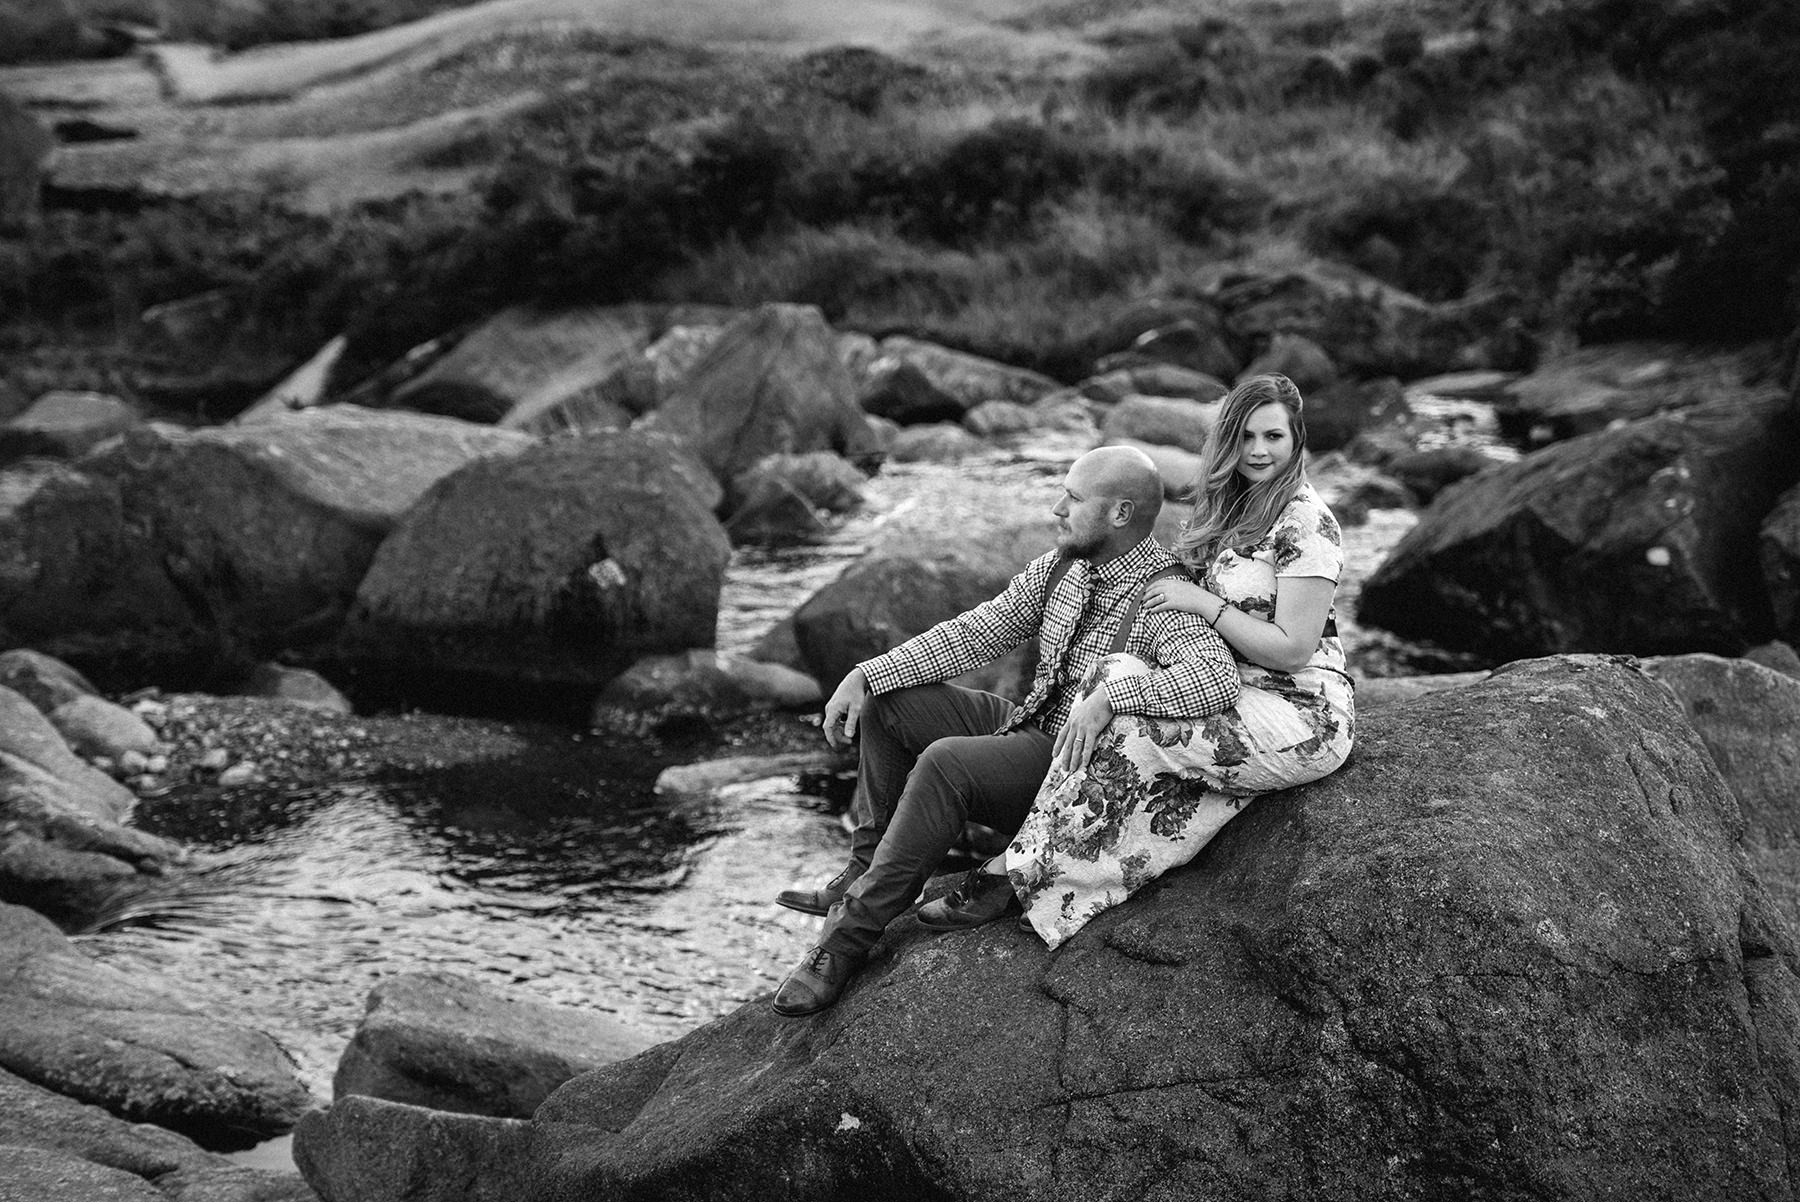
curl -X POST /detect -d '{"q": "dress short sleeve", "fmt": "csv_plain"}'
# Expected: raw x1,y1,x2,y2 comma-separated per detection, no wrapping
1266,483,1342,583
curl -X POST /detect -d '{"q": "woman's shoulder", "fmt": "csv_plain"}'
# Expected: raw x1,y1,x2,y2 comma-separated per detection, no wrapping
1278,481,1341,541
1265,480,1343,572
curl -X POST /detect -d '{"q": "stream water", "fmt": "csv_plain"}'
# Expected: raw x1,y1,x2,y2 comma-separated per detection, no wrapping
73,404,1513,1164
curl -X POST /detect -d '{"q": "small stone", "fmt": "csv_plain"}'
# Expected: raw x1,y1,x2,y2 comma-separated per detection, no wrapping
127,774,160,792
146,754,168,774
199,747,230,771
119,749,150,774
217,762,258,787
90,755,115,775
132,699,169,726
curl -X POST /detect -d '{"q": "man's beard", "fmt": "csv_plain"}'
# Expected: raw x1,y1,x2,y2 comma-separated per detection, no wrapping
1056,527,1105,559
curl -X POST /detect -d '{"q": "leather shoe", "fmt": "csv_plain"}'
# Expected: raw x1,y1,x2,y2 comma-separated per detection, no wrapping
916,868,1020,931
772,945,860,1017
776,861,865,916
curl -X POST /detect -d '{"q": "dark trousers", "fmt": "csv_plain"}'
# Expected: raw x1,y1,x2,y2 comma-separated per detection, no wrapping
820,683,1053,958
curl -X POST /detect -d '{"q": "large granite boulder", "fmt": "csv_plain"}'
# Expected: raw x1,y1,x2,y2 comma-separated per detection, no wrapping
1211,261,1516,378
1357,388,1800,661
334,971,656,1119
1763,483,1800,643
0,686,180,926
724,451,866,545
296,1097,529,1202
0,903,313,1147
1075,297,1240,381
792,517,1050,698
0,647,99,712
1489,341,1763,448
875,336,1060,411
1097,394,1220,454
642,304,883,506
71,408,531,683
0,458,198,688
1238,331,1339,394
340,431,730,696
389,304,728,426
0,391,141,462
1642,653,1800,922
293,655,1800,1200
0,1066,316,1202
856,358,965,426
1300,376,1408,453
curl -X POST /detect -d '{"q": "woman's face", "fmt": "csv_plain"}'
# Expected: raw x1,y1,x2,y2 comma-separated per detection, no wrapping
1235,401,1295,484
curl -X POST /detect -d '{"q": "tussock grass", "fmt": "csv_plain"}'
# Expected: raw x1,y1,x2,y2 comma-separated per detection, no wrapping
4,0,1796,405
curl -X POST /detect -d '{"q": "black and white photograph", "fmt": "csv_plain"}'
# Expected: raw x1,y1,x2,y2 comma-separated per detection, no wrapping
2,0,1798,1197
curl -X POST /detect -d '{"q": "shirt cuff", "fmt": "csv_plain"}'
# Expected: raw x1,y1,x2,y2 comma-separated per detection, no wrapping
1102,674,1150,714
859,655,906,694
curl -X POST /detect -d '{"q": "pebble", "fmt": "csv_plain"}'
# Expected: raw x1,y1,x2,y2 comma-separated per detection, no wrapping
119,749,150,774
199,747,231,771
218,762,258,787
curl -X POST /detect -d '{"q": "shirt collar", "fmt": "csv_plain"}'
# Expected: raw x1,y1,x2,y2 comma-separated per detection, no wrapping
1085,536,1168,589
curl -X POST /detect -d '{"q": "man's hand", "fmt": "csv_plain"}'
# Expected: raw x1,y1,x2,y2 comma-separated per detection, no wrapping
1052,687,1114,773
822,667,870,749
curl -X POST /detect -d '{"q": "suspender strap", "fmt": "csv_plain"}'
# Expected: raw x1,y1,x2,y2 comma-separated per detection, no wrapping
1110,564,1191,654
1045,554,1191,654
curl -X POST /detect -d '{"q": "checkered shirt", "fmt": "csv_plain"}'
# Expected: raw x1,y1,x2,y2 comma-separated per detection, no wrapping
858,537,1240,737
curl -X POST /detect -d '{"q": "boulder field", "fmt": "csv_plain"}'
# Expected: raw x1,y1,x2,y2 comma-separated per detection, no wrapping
292,653,1800,1200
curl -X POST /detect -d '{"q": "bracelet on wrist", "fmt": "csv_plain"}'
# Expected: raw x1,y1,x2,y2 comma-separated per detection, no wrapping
1209,603,1225,626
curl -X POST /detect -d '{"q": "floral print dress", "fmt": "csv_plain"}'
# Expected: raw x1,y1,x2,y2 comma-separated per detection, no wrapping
1007,482,1355,949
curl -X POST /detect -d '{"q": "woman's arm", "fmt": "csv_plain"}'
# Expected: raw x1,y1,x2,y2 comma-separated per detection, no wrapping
1142,576,1335,674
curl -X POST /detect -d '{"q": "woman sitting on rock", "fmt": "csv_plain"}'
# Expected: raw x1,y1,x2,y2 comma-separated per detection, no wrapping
919,373,1356,948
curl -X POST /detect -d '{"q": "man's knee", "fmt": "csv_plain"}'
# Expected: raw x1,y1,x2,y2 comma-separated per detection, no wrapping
910,739,982,816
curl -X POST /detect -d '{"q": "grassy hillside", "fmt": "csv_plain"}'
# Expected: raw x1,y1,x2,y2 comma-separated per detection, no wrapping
2,0,1795,413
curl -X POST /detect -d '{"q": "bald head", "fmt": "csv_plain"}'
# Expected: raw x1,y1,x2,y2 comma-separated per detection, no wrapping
1071,445,1164,533
1053,445,1165,563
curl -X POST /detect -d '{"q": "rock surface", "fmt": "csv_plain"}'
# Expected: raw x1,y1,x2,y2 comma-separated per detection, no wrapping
1097,394,1219,453
792,517,1049,698
0,390,141,461
294,656,1800,1200
392,304,659,424
340,430,731,695
0,1066,317,1201
333,971,656,1120
0,903,313,1148
0,647,99,713
1642,653,1800,925
67,408,531,683
1763,483,1800,643
1358,388,1800,660
295,1097,529,1202
644,304,883,505
0,457,198,688
0,685,179,925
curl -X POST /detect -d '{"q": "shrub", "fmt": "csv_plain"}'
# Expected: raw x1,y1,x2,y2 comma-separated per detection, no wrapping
1306,181,1493,300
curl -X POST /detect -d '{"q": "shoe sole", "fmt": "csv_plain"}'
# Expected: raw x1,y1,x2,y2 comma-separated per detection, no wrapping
774,896,833,917
771,998,831,1017
916,904,1018,932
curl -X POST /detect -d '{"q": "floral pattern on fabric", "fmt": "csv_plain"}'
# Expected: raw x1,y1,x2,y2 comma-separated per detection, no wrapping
1007,483,1356,951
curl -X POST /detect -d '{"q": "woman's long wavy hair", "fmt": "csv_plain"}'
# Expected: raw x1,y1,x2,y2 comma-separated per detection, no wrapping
1171,373,1309,573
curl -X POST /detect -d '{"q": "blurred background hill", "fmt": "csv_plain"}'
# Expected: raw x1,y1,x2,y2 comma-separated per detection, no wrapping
1,0,1796,417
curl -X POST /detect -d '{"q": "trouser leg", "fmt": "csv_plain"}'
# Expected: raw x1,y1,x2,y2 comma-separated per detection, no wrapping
849,684,1020,867
823,723,1053,958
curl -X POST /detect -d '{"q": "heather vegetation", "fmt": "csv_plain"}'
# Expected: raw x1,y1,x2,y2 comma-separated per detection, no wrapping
3,0,1797,411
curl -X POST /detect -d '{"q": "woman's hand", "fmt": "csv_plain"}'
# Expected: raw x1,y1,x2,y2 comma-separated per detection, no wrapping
1142,578,1217,619
1052,688,1114,773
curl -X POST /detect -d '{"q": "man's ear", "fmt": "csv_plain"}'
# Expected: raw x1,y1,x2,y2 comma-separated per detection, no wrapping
1112,499,1134,527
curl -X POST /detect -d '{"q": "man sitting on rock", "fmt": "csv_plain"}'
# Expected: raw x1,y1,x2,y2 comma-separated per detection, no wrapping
772,445,1241,1016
